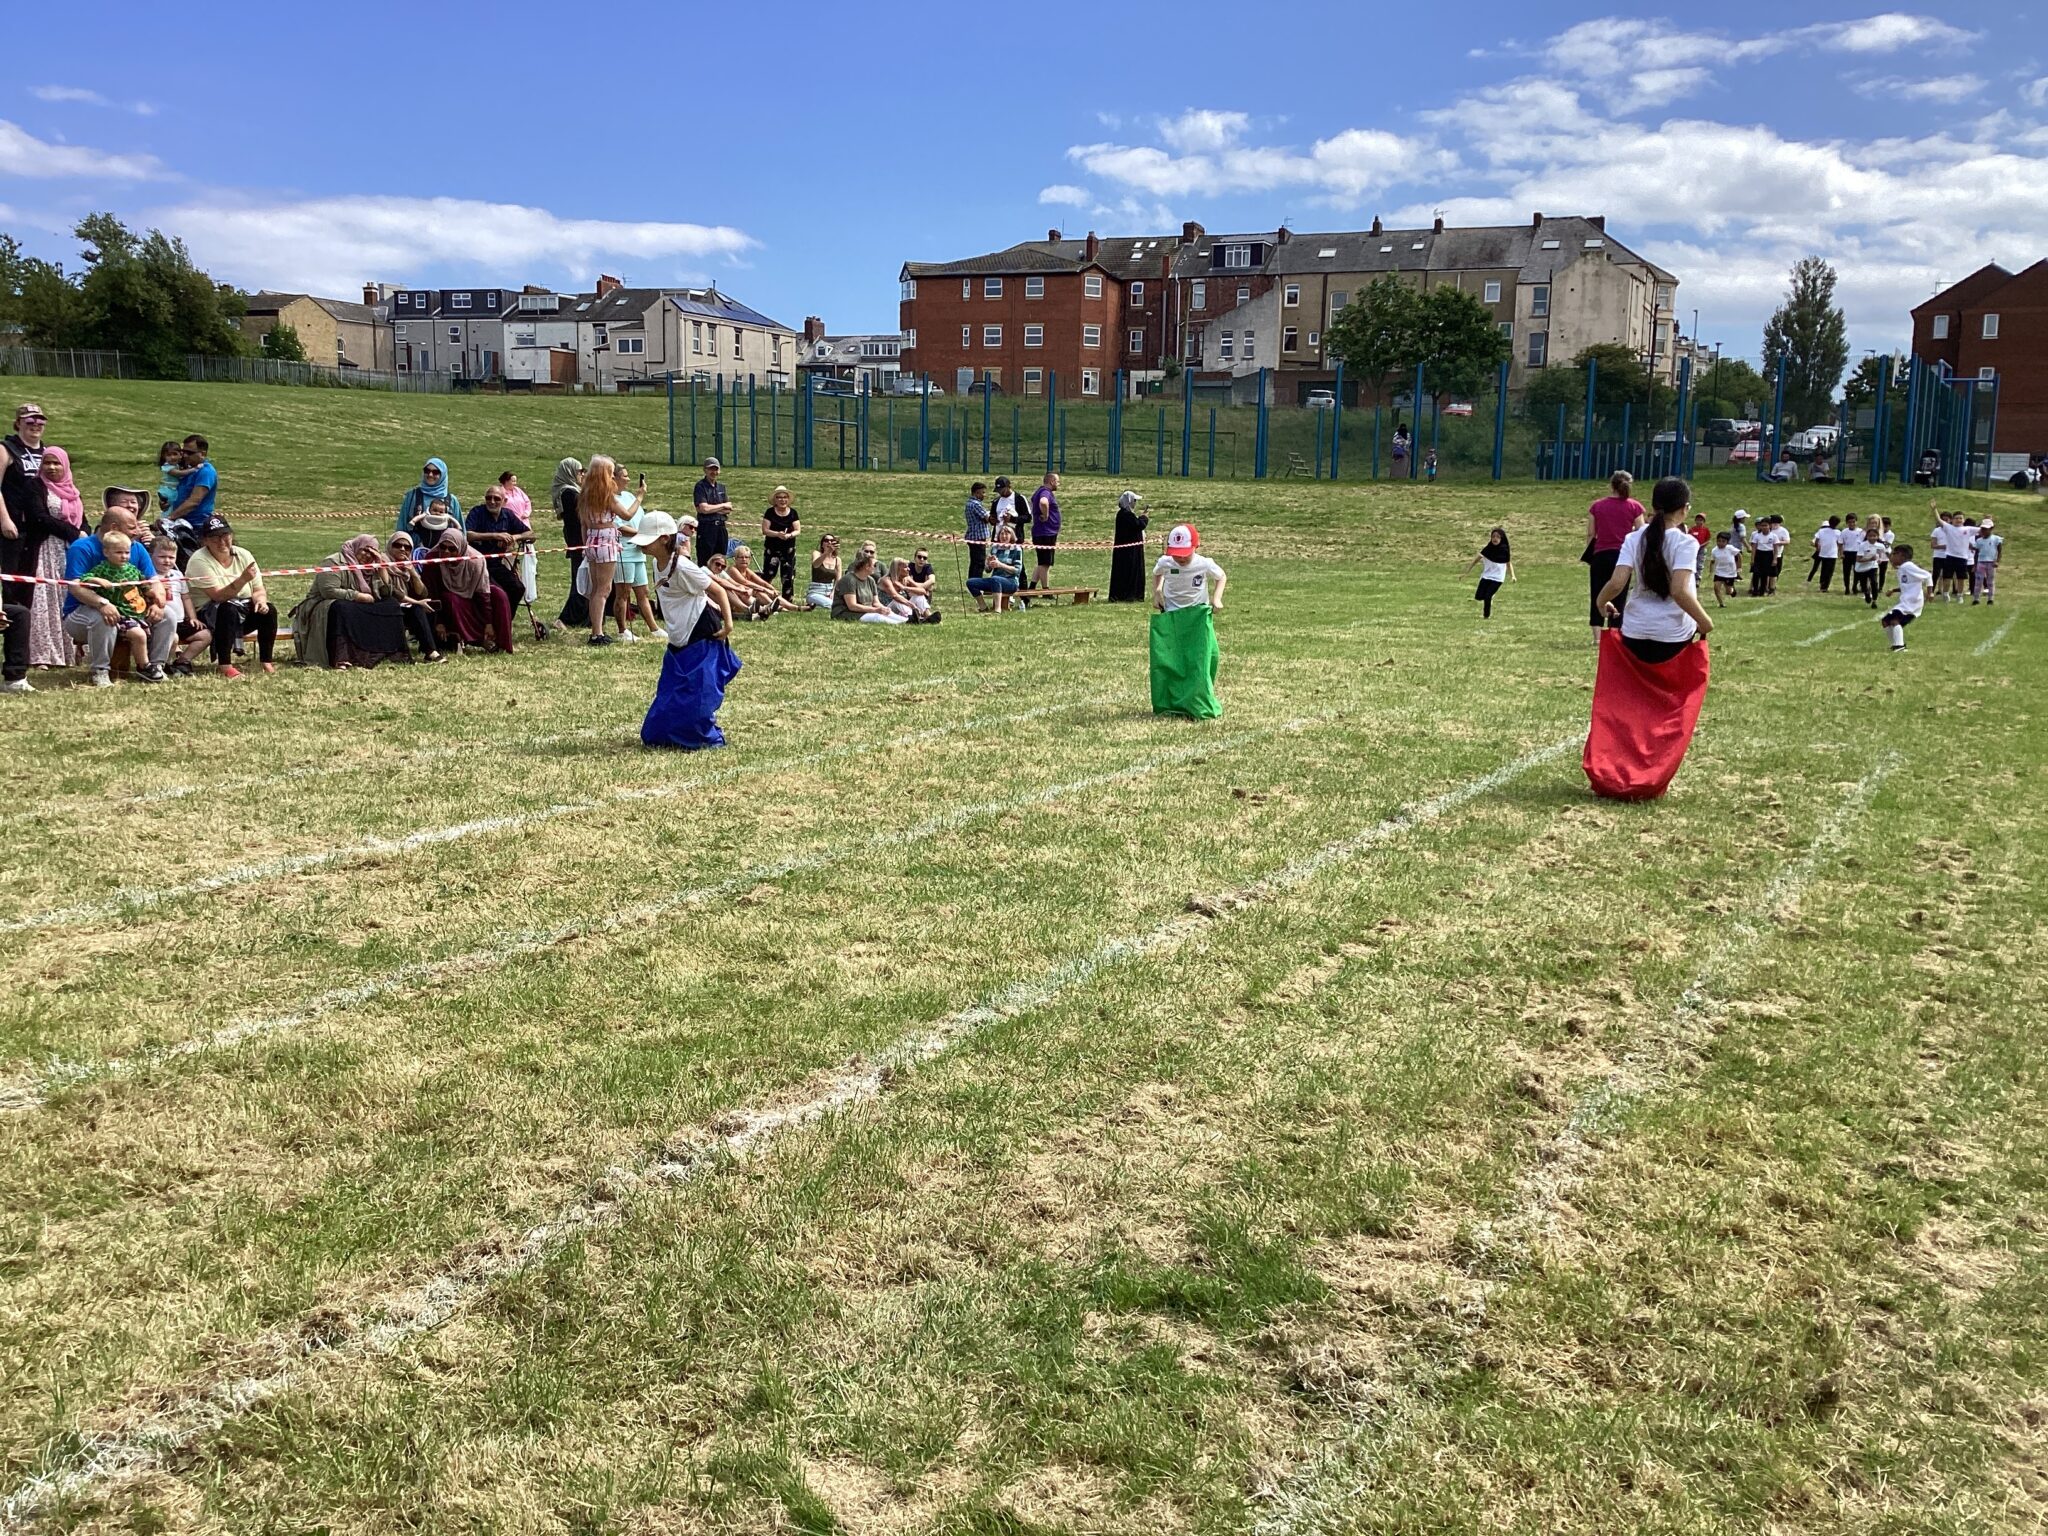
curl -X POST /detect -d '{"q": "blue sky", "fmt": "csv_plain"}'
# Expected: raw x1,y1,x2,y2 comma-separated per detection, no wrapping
3,0,2041,366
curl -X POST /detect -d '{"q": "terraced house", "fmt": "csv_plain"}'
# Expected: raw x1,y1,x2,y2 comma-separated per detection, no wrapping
897,230,1184,399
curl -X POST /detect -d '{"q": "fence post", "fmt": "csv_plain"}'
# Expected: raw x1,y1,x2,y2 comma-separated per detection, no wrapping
1491,359,1508,480
919,373,930,472
1762,355,1786,483
1674,355,1692,478
1899,356,1921,485
1870,355,1890,485
1059,407,1066,472
666,371,676,465
1555,405,1567,480
1045,373,1056,471
980,377,991,473
1581,356,1598,480
1313,403,1324,479
1109,370,1122,475
1620,403,1632,479
1254,367,1269,479
1011,402,1019,475
1207,407,1216,478
690,381,699,464
1157,406,1166,477
1331,362,1345,481
1181,374,1194,478
1373,404,1381,480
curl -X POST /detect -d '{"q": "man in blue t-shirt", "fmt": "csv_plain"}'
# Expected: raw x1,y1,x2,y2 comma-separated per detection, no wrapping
465,484,529,606
169,433,219,531
62,499,173,676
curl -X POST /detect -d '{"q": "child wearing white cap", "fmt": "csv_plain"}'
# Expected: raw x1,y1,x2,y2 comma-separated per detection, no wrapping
1149,524,1226,718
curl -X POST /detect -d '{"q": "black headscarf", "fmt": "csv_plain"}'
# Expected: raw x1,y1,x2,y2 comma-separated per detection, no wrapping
1482,528,1511,564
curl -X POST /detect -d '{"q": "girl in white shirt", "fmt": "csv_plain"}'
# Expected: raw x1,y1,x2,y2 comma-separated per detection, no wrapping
1595,476,1715,662
1463,528,1514,619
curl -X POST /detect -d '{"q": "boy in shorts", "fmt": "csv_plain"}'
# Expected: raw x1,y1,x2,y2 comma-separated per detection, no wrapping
1879,543,1932,653
74,530,163,685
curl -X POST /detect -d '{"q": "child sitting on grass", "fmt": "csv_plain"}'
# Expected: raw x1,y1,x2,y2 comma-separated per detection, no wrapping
76,531,163,685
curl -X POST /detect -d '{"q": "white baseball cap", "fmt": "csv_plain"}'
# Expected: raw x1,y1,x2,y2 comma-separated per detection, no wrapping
629,510,679,546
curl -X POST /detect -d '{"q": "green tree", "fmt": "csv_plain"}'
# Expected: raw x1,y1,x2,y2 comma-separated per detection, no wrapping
0,232,80,346
1322,275,1418,409
261,322,308,362
1692,356,1769,423
1842,352,1906,414
1761,256,1849,428
65,213,247,376
1411,283,1511,407
1523,343,1674,430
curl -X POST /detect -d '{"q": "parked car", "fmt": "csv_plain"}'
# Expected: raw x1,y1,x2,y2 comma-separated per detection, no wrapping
812,377,855,398
1442,401,1474,417
1784,426,1839,460
1305,389,1336,410
966,380,1005,398
1729,439,1762,465
1704,418,1743,447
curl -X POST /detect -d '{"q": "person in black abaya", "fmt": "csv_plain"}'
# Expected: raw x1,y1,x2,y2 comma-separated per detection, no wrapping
1108,489,1149,602
553,456,588,630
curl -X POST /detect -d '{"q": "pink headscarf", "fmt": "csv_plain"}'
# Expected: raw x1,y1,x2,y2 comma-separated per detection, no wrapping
39,445,85,532
432,528,490,599
337,534,384,596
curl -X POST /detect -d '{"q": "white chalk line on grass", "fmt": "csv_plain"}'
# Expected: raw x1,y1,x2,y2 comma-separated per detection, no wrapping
1791,620,1863,648
1249,750,1899,1536
0,713,1318,1114
0,697,1088,939
0,731,1576,1522
1974,613,2017,657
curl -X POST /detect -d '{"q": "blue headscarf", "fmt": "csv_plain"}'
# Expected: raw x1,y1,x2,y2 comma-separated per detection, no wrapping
397,457,461,534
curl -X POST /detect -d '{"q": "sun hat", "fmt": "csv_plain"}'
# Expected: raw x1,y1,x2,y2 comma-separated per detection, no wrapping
1118,490,1142,510
1165,523,1199,556
630,510,679,546
1733,509,1748,520
703,456,721,470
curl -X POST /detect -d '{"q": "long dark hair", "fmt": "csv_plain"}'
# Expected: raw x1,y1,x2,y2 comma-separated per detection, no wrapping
1638,477,1691,599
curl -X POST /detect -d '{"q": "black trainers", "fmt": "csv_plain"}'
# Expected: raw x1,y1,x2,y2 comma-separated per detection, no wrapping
135,664,168,683
588,634,615,647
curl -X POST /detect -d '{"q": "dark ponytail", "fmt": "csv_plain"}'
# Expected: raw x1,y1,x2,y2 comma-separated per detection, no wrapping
1637,477,1691,599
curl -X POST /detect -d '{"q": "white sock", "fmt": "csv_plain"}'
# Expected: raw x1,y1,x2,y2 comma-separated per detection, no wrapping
1889,628,1906,650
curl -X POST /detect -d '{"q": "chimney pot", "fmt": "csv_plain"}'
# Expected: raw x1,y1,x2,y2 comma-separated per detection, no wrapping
596,273,623,298
1181,220,1204,243
1048,227,1061,242
1532,211,1544,228
362,283,378,306
803,316,827,344
1275,226,1291,244
1588,214,1605,232
1370,216,1383,235
1085,230,1100,261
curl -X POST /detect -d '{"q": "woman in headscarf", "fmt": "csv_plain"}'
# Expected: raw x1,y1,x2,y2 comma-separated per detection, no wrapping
634,511,737,750
397,457,460,536
383,532,446,661
1108,489,1149,602
552,456,588,630
290,535,412,669
27,444,86,665
422,527,515,653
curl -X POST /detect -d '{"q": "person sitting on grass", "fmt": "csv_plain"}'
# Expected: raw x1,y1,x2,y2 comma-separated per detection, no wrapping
881,556,941,623
423,527,515,653
185,520,275,678
967,524,1025,612
832,550,908,624
383,533,446,660
806,534,841,611
150,530,210,675
74,529,165,686
704,551,777,622
727,544,802,615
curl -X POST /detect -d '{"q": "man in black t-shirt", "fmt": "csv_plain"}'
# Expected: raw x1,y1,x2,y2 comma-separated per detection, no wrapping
691,457,733,566
759,485,800,600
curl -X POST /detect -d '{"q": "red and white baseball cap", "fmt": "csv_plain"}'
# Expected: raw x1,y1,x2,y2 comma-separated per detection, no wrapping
1166,523,1199,556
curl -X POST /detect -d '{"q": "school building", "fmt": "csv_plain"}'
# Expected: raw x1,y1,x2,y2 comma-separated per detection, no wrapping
1911,260,2048,457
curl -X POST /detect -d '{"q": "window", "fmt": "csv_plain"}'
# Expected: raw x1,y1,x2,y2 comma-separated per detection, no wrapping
451,293,472,310
1308,331,1319,349
1084,274,1103,298
962,325,971,349
1243,329,1255,360
1284,284,1300,307
1130,281,1144,305
618,337,645,355
1024,324,1044,348
981,368,1002,385
1540,238,1561,250
1979,365,1996,381
1191,280,1206,309
900,278,916,300
1223,245,1250,268
1237,285,1249,305
1129,329,1144,353
902,328,916,348
1380,244,1393,253
1530,284,1550,318
1931,314,1950,339
1024,367,1043,394
447,325,462,344
1499,321,1513,339
1983,313,2000,339
1330,291,1349,314
485,293,499,310
1584,237,1605,249
707,325,718,355
511,328,536,348
394,323,407,338
983,325,1002,347
984,277,1003,298
1317,247,1338,258
1527,331,1548,367
1483,280,1502,304
1220,329,1234,360
692,320,703,353
772,337,783,365
1411,241,1425,250
1083,324,1101,348
335,336,346,357
962,279,971,299
1655,284,1672,308
1081,368,1100,395
1026,276,1044,299
1283,326,1298,352
734,329,744,359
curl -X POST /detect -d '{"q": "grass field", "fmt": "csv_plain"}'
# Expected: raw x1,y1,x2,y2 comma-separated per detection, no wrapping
0,379,2043,1533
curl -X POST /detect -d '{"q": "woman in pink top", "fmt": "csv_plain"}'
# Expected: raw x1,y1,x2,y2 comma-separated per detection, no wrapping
1585,470,1646,631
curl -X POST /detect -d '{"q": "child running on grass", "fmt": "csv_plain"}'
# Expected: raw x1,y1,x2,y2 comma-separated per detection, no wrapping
1852,527,1884,606
1463,528,1513,618
1879,544,1932,653
1710,531,1740,606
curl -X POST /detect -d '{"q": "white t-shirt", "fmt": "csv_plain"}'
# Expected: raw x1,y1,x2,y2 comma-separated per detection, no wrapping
1893,561,1932,616
1854,539,1881,570
1479,557,1509,583
161,566,191,615
653,548,713,639
1931,524,1955,558
993,493,1023,532
1814,526,1840,558
1771,526,1793,555
1153,553,1224,611
1840,526,1865,557
1712,544,1740,579
1879,528,1896,552
1616,526,1702,643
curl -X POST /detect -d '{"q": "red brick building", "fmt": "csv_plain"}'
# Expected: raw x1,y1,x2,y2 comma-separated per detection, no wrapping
1912,260,2048,455
898,230,1181,400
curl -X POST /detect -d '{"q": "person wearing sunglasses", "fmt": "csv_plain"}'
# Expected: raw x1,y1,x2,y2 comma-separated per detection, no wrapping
465,482,528,610
0,403,52,584
396,457,461,537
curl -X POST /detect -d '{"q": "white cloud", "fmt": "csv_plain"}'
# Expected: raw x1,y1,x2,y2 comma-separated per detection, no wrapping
1805,13,1976,52
31,84,157,116
1157,109,1250,154
146,195,756,296
1854,73,1985,102
1068,124,1454,206
0,120,162,179
2023,76,2048,108
1037,183,1091,207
